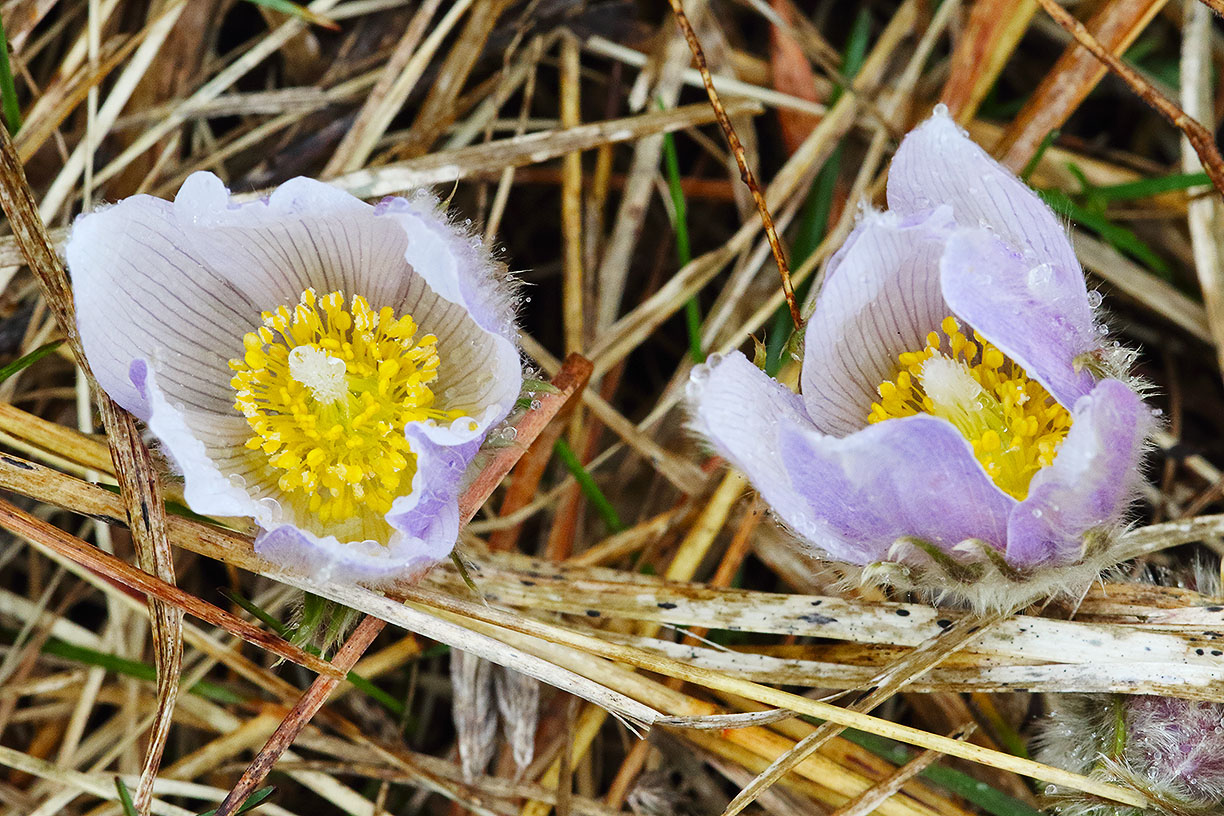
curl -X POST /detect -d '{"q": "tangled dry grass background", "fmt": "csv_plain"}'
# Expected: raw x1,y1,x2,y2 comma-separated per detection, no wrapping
0,0,1222,814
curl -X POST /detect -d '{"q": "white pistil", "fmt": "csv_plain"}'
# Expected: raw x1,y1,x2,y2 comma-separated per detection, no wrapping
920,356,1003,440
288,346,348,404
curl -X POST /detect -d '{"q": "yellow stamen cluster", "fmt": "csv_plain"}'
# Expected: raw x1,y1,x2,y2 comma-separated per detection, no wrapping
868,316,1071,500
229,288,464,525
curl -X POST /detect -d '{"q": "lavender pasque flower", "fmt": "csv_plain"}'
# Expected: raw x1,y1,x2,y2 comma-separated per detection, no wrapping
1038,694,1224,815
687,109,1153,607
67,172,521,584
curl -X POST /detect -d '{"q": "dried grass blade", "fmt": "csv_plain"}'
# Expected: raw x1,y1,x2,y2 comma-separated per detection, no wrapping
940,0,1037,121
666,0,800,329
829,725,977,816
718,611,1007,816
1178,0,1224,380
995,0,1168,171
0,496,342,677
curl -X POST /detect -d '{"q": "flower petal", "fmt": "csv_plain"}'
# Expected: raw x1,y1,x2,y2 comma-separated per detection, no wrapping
887,109,1082,278
800,207,956,435
1007,379,1152,567
940,227,1098,407
131,360,263,519
68,192,256,420
172,174,522,442
254,434,479,584
690,352,1014,564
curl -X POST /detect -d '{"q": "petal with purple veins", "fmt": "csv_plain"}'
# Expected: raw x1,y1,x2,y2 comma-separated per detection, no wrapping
940,227,1098,407
1007,379,1152,567
800,206,956,436
776,414,1014,564
887,110,1083,279
690,352,1014,564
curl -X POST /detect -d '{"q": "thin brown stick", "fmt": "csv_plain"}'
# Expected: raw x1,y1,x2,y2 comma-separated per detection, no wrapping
213,354,596,813
213,614,386,816
666,0,802,329
0,497,343,679
1034,0,1224,198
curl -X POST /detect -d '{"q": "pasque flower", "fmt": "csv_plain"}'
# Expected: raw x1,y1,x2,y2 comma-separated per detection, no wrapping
67,173,521,583
1038,694,1224,815
687,109,1153,607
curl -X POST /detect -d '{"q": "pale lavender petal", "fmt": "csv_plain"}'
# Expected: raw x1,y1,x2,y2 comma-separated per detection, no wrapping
376,194,518,343
1007,379,1152,567
254,525,437,585
801,207,956,436
941,228,1098,407
68,173,523,583
689,352,829,541
172,174,522,441
887,110,1082,278
776,417,1014,564
68,193,254,419
690,352,1014,564
254,436,479,584
129,361,263,519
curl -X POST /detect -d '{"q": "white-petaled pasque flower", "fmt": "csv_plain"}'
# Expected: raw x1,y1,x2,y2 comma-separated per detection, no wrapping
67,172,522,584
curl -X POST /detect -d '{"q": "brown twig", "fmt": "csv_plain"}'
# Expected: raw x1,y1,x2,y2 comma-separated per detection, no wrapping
1033,0,1224,199
666,0,803,330
0,118,180,816
213,614,386,816
213,354,596,815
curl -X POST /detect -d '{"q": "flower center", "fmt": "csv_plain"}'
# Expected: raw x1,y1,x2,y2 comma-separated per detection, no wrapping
228,288,464,525
868,316,1071,500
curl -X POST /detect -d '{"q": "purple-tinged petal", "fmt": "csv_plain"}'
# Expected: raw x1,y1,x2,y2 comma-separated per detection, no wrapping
1007,379,1152,567
689,351,829,539
690,352,1014,564
376,194,518,344
255,525,438,586
801,207,956,436
130,361,264,520
887,110,1082,278
941,228,1098,407
776,416,1014,564
68,193,256,420
254,434,477,584
172,174,522,442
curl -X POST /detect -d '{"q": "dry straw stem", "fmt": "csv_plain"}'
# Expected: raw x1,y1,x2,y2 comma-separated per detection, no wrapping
996,0,1167,171
588,0,917,378
0,497,341,678
1032,0,1224,197
0,100,180,814
666,0,802,330
1178,0,1224,380
718,610,1007,816
0,434,1184,808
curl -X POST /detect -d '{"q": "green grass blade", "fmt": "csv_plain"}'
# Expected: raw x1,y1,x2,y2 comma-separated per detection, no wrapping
1092,170,1212,202
198,786,276,816
0,12,20,134
1021,130,1060,182
114,778,139,816
841,729,1045,816
240,0,339,29
30,633,245,704
660,102,703,363
0,339,63,384
554,437,623,532
764,8,871,374
1040,189,1170,277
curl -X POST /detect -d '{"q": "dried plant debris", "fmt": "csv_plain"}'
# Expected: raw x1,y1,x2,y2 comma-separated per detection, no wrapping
1,1,1223,815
